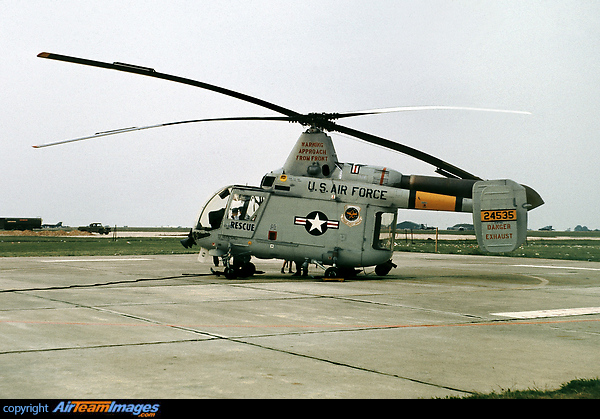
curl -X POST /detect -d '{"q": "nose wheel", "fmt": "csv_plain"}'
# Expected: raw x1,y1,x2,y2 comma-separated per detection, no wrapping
238,261,256,277
222,254,256,279
223,266,237,279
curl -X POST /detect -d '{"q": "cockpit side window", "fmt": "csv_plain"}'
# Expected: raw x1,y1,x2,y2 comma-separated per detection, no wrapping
228,194,265,221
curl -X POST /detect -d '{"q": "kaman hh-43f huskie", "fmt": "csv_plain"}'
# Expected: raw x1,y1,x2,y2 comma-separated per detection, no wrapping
35,52,543,279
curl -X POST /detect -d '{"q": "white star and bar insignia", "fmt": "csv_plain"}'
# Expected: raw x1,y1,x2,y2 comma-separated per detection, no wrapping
294,211,339,236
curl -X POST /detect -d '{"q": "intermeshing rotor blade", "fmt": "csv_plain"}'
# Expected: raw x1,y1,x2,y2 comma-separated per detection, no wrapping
37,52,301,118
331,105,531,119
32,116,290,148
329,122,482,181
324,106,530,178
36,52,525,183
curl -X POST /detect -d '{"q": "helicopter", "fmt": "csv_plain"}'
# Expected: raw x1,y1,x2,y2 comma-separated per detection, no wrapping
35,52,544,279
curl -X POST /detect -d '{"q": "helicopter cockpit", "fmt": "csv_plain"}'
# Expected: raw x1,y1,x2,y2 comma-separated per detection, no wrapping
195,186,231,231
195,186,267,231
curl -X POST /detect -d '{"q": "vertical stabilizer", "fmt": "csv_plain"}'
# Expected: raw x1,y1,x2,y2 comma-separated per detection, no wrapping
282,129,338,177
473,180,528,252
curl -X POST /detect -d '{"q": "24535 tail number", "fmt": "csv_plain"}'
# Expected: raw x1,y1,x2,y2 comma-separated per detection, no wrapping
481,209,516,222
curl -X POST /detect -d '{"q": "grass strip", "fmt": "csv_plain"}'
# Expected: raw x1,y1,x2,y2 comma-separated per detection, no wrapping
456,378,600,399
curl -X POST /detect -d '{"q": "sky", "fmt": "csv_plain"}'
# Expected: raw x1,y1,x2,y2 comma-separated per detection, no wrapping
2,1,599,230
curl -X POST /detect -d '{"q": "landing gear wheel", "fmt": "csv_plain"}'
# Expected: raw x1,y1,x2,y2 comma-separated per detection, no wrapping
324,267,340,278
238,262,256,278
224,267,237,279
375,260,397,276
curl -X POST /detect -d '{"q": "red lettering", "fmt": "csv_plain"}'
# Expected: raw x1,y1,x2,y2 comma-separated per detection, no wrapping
486,233,513,240
487,223,512,230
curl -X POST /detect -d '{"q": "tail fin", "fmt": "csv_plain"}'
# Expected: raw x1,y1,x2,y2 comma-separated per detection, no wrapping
472,180,528,253
282,129,339,177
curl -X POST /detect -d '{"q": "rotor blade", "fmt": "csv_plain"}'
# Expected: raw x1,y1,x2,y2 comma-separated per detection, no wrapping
331,121,545,208
327,105,530,179
329,121,482,180
32,116,291,148
37,52,301,118
332,105,531,119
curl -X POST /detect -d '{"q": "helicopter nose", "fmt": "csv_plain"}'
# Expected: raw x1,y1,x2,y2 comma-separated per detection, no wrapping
180,229,197,249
